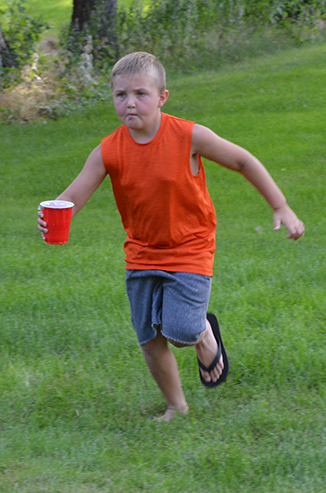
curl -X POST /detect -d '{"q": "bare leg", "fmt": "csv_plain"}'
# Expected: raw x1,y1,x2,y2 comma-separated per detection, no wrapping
141,318,223,420
141,330,189,422
167,319,224,384
195,319,224,384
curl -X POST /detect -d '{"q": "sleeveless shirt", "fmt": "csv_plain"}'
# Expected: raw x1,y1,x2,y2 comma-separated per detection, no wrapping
101,112,217,276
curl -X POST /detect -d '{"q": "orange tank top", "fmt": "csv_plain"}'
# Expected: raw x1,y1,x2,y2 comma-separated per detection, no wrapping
101,112,217,276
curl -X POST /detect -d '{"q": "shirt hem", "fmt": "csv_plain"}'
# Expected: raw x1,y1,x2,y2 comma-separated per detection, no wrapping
125,263,213,277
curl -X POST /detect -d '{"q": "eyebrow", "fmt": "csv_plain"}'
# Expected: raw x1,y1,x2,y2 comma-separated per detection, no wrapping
114,86,149,92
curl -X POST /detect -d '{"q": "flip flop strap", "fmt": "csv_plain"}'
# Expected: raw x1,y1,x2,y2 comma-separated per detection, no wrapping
197,342,222,373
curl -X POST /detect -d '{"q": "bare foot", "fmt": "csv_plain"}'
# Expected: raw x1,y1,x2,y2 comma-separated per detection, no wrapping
154,404,189,422
195,319,224,384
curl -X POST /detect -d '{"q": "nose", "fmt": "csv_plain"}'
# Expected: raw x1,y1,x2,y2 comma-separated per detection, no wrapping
127,95,136,108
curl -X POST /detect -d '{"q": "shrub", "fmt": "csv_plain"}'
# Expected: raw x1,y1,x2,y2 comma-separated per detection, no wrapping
1,0,48,68
0,36,111,124
116,0,326,70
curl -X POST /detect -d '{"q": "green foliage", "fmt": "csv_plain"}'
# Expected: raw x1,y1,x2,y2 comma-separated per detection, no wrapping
1,0,48,67
242,0,326,24
1,0,326,73
117,0,246,66
116,0,326,70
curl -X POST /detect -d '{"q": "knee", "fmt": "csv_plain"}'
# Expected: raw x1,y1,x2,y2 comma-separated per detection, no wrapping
162,318,208,348
167,325,208,348
141,331,168,355
167,338,189,348
165,322,208,348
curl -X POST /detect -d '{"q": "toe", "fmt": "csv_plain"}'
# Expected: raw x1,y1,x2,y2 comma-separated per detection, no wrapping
210,354,224,382
201,369,211,382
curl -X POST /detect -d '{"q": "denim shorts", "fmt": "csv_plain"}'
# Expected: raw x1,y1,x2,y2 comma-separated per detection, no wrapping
125,269,212,346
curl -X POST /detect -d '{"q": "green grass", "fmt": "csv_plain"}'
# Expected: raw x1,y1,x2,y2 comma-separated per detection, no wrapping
1,42,326,491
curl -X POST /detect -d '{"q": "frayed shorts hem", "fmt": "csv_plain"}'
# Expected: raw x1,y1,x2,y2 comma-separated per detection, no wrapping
138,324,203,347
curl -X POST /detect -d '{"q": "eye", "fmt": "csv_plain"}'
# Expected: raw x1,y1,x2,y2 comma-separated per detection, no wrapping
115,92,126,99
137,91,146,97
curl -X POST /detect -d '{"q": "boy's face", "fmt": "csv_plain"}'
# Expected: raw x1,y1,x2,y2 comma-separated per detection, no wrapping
112,74,168,137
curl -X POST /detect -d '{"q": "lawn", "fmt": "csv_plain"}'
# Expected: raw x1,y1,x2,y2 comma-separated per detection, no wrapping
0,42,326,491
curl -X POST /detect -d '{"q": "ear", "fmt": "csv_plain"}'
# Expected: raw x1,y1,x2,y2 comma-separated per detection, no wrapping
158,89,169,108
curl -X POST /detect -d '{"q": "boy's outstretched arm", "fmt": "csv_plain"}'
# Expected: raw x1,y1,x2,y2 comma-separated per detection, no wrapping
192,124,304,240
38,145,107,234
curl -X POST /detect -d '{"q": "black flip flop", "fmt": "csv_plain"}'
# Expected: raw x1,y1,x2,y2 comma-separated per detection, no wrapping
197,313,229,388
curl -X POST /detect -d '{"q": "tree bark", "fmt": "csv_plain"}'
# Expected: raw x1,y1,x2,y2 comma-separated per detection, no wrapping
71,0,97,31
70,0,118,60
0,21,19,68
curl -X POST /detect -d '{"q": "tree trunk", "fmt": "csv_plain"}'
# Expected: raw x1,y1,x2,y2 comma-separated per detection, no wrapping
70,0,118,60
71,0,97,31
0,21,19,68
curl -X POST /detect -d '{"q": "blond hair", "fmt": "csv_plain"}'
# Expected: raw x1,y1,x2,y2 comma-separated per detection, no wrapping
111,52,166,93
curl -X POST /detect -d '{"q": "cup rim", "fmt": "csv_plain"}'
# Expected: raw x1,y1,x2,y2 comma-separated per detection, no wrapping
40,200,75,209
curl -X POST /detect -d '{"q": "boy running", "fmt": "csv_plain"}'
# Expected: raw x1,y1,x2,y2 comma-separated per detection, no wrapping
38,52,305,422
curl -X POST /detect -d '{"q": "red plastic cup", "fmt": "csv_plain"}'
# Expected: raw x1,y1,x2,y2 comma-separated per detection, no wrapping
40,200,74,245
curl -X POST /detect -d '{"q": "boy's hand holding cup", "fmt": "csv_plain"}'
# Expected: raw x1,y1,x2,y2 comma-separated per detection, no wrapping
38,200,74,244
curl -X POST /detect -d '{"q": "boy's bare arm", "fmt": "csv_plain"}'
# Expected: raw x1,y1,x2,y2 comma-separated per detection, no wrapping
38,145,107,233
191,124,304,240
55,145,107,215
